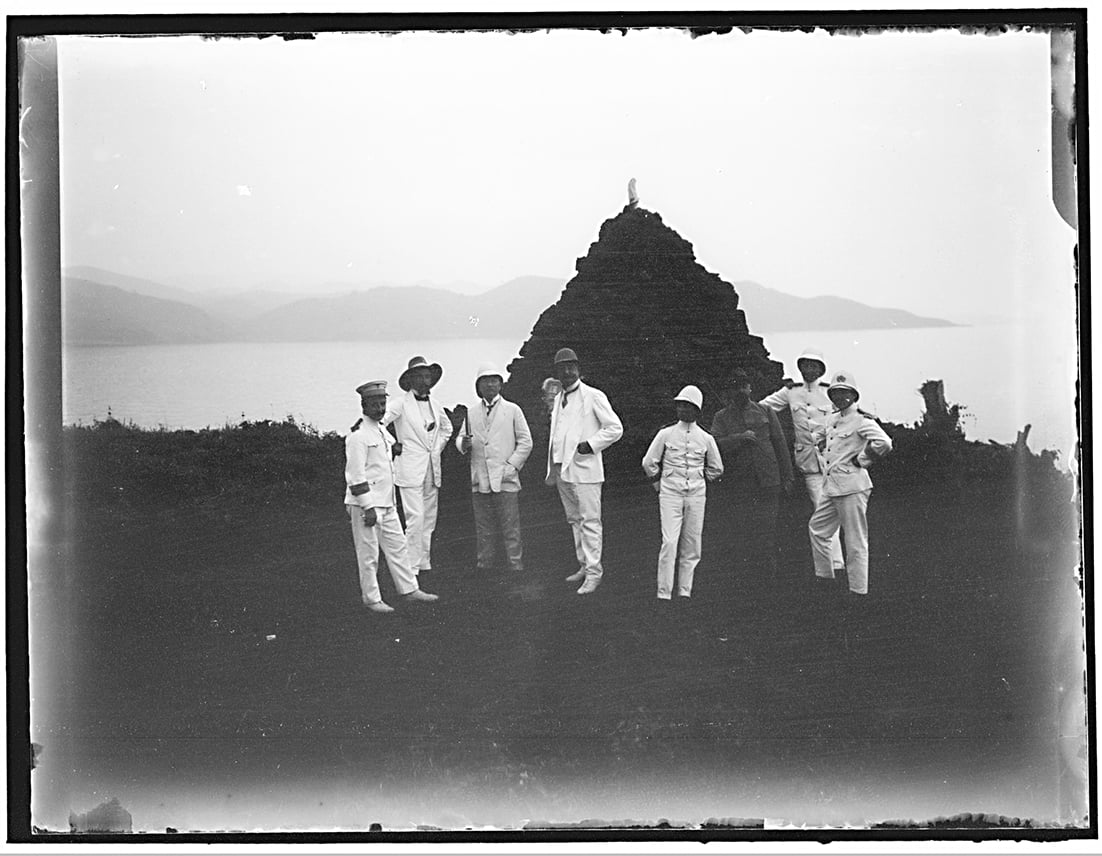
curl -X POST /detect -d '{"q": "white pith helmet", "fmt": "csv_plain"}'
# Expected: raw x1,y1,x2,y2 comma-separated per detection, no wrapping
796,348,827,374
673,385,704,410
828,370,860,401
474,362,504,395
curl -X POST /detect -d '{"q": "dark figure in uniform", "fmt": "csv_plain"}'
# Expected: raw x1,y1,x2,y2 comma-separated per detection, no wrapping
710,368,794,584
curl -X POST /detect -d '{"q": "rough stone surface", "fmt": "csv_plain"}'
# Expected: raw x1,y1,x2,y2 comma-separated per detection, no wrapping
503,204,785,482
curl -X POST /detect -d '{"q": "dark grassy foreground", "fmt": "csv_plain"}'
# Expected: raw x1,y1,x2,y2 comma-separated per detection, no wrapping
31,412,1085,832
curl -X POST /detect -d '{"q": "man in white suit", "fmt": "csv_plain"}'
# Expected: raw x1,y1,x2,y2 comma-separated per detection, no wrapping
456,363,533,572
545,348,624,595
384,356,454,574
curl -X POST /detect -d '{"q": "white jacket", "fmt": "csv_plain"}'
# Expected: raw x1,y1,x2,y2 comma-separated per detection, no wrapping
455,395,533,493
545,381,624,485
759,380,834,475
383,390,454,489
344,418,397,509
817,405,893,497
641,421,723,497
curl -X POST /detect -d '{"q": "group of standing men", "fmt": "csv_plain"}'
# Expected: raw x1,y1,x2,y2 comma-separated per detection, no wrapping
344,348,624,611
344,346,892,613
642,348,894,607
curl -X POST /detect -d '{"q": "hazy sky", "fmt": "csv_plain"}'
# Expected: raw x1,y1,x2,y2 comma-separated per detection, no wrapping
56,26,1076,322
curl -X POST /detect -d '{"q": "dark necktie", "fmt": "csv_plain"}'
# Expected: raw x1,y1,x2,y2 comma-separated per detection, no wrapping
415,394,430,402
561,387,575,408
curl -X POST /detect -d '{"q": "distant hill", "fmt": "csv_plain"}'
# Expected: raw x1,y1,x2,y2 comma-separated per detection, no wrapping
63,278,234,346
735,280,954,331
238,277,566,341
197,289,315,320
60,269,955,347
63,266,311,320
242,286,471,341
466,276,565,337
63,266,201,304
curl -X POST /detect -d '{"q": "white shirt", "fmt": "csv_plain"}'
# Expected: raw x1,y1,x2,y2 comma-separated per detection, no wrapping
416,397,435,431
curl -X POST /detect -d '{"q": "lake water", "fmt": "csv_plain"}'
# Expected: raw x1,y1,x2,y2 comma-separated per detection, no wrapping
61,323,1079,458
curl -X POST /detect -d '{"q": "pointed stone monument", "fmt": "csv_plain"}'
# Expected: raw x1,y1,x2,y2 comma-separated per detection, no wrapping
504,189,785,483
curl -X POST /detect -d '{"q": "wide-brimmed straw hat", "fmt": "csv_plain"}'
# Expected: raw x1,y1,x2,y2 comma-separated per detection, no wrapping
398,355,443,391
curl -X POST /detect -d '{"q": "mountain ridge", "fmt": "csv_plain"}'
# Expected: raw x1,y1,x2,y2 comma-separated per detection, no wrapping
61,268,957,347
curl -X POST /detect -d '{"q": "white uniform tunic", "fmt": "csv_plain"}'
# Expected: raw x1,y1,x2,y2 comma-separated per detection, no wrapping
760,380,845,571
642,422,724,599
759,381,834,474
808,405,893,594
345,417,420,605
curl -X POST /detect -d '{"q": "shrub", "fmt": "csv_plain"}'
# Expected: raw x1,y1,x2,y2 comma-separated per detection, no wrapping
63,417,346,508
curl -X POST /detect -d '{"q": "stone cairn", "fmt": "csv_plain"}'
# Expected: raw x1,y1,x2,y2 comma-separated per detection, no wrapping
503,202,785,485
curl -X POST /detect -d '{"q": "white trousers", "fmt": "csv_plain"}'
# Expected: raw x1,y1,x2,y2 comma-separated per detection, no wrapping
552,464,604,581
347,505,419,604
399,466,439,571
804,472,845,573
657,492,705,599
472,490,523,570
809,489,871,594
